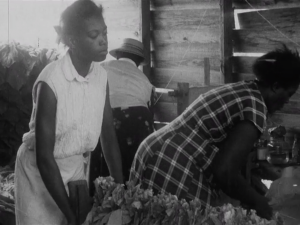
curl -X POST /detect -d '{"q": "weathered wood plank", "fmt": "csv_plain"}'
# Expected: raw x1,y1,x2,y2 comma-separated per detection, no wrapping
204,58,211,85
152,28,220,48
151,8,220,30
155,91,177,103
151,56,221,71
232,56,257,73
233,0,300,9
139,0,151,77
177,83,190,115
151,28,221,69
237,7,300,30
221,0,234,83
233,29,300,53
154,102,177,122
152,68,222,89
152,43,221,64
151,0,219,8
102,2,139,31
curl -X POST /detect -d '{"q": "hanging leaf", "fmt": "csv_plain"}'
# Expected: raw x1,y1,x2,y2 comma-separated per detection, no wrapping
0,42,19,68
0,64,6,86
6,62,27,91
0,99,7,115
17,44,39,76
2,106,19,125
0,121,5,135
0,83,23,107
107,209,122,225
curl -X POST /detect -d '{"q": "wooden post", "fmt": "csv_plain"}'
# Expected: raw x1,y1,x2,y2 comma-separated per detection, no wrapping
177,83,189,116
139,0,151,79
221,0,234,84
204,57,210,86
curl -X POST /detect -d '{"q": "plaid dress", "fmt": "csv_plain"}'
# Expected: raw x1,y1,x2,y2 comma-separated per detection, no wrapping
129,80,267,209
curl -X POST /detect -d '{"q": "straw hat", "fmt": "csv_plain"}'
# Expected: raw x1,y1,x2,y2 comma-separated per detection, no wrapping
109,38,147,65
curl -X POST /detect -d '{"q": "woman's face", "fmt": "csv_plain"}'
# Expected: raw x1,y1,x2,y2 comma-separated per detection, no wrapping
267,84,298,114
73,16,108,62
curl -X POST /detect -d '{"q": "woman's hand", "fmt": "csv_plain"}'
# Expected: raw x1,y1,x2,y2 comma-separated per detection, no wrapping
254,196,273,220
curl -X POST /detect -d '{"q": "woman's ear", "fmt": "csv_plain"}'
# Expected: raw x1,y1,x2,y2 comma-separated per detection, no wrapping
69,37,77,49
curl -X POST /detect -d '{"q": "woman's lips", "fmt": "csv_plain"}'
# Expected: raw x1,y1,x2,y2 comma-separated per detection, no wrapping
99,50,108,55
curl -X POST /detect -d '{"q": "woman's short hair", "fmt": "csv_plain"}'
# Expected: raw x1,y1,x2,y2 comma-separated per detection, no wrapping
58,0,103,46
253,45,300,88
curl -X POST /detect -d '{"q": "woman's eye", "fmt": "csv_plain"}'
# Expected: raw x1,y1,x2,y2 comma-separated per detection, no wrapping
88,32,99,39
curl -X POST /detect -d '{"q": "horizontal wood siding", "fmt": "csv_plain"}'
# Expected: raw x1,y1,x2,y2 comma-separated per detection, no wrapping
151,0,219,8
237,7,300,30
233,29,300,53
150,3,222,94
233,0,300,9
151,8,220,30
152,68,222,89
232,56,257,73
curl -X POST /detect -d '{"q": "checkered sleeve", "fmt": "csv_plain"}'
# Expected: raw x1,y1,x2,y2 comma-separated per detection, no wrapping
241,97,267,133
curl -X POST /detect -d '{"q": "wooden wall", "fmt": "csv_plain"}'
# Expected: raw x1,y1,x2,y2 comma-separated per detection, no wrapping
101,0,300,144
232,0,300,142
100,0,140,61
151,0,223,122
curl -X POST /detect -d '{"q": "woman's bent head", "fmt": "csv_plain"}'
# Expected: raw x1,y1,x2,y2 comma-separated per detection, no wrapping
253,45,300,113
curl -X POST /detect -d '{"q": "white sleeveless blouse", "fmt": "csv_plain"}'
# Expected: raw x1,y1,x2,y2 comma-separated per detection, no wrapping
22,52,107,159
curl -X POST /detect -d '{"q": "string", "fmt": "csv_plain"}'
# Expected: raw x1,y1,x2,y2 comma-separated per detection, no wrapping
153,0,212,105
244,0,300,48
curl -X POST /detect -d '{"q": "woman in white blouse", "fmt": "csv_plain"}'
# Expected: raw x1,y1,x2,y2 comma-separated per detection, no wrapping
14,1,123,225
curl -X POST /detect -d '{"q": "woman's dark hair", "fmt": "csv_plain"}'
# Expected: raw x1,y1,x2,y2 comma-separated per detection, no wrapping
253,45,300,89
58,0,103,46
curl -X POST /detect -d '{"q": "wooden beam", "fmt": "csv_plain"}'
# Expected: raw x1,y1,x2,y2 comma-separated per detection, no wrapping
204,58,210,86
221,0,234,83
233,0,300,9
151,67,222,89
232,56,257,73
151,8,220,30
151,0,219,8
177,83,189,115
139,0,151,78
237,7,300,30
233,29,300,53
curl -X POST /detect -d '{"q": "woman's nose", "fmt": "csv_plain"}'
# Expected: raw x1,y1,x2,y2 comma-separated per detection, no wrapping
99,35,107,45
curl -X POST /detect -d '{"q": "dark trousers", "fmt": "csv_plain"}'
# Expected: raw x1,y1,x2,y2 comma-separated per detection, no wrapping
112,106,154,181
88,106,154,195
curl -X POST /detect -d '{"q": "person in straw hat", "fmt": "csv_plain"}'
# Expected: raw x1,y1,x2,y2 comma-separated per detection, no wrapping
101,38,156,181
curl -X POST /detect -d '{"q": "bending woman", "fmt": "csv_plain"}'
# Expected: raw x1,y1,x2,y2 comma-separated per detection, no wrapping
14,1,123,224
130,46,300,220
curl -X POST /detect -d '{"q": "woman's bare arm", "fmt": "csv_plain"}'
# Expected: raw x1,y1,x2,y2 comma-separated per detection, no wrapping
35,82,76,224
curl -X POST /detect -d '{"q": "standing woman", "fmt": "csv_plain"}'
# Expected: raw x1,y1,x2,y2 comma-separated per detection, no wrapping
14,1,123,224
